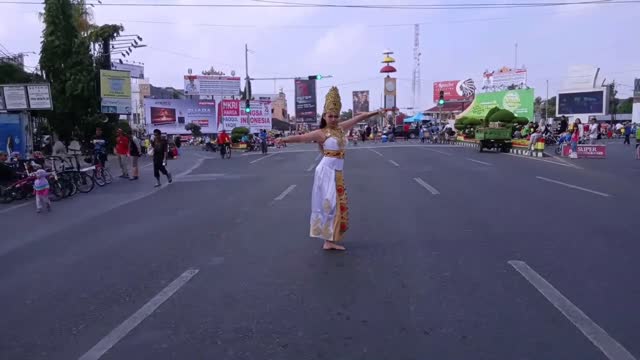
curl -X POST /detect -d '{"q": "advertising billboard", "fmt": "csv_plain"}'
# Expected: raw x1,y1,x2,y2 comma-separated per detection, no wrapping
144,99,217,134
100,70,131,99
464,89,534,120
3,85,28,110
352,90,370,114
294,79,317,123
217,99,272,133
557,89,607,116
111,62,144,79
433,79,476,102
481,67,527,91
183,75,241,97
0,84,53,110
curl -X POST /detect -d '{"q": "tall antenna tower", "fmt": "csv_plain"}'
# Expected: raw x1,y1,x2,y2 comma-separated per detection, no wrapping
412,24,421,111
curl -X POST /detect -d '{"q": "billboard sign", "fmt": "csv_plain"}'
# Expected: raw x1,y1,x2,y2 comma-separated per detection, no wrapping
101,98,131,114
3,85,28,110
144,99,217,134
433,79,476,102
111,62,144,79
465,89,534,120
217,99,272,133
352,90,370,114
557,89,607,116
100,70,131,99
0,87,5,110
481,67,527,91
634,78,640,97
139,83,151,97
26,84,52,110
294,79,317,123
183,75,241,97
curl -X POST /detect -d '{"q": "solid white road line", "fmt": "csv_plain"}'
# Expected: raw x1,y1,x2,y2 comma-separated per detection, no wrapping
536,176,611,197
368,148,384,157
79,268,199,360
388,160,400,167
466,158,492,166
424,148,452,156
413,177,440,195
306,163,316,172
0,202,31,215
176,158,205,178
503,153,574,168
508,261,636,360
249,153,275,164
274,185,297,201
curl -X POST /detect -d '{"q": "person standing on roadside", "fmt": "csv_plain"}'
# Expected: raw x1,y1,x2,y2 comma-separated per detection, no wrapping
623,122,632,145
259,129,268,154
129,134,141,180
151,129,172,187
372,125,379,143
588,118,599,145
115,129,130,178
569,124,580,159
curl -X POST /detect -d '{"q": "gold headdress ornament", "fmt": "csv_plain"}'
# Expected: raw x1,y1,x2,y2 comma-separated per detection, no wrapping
323,86,342,115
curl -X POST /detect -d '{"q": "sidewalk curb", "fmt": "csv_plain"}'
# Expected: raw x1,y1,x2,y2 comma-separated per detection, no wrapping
510,148,545,158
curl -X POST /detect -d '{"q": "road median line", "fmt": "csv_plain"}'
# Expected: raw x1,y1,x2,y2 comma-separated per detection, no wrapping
413,177,440,195
536,176,610,197
274,184,297,201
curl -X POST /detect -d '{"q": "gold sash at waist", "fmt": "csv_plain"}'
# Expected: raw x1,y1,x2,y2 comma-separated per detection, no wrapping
323,150,345,159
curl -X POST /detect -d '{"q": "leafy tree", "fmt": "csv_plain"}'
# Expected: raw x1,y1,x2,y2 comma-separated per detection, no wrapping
617,97,633,114
40,0,98,141
463,117,482,127
514,117,529,126
0,63,44,84
340,109,353,120
231,126,250,143
185,122,203,137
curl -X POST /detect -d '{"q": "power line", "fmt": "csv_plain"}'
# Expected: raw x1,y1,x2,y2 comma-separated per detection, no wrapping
2,0,639,9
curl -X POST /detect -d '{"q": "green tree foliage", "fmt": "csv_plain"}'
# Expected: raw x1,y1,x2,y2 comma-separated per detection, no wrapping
489,109,516,123
0,63,44,84
463,117,482,127
617,97,633,114
185,122,203,137
231,126,250,143
340,109,353,120
485,107,501,122
39,0,98,141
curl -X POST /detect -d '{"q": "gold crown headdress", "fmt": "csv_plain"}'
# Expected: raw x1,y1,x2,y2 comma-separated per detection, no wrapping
323,86,342,114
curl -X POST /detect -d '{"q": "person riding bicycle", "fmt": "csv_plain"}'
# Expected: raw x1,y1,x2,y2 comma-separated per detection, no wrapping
218,130,231,158
92,127,108,167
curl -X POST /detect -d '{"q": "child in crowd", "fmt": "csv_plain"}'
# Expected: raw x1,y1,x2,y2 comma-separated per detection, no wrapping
33,169,51,213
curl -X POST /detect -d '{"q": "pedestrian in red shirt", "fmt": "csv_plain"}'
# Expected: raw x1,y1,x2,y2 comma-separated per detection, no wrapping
115,128,130,178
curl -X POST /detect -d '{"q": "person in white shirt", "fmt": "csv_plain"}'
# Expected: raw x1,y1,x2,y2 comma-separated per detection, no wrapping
588,118,599,144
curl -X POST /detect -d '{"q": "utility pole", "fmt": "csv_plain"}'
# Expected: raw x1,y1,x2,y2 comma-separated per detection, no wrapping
545,79,549,123
514,42,518,69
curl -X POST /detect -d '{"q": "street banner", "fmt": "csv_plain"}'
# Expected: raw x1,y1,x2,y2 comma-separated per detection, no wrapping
561,144,606,159
463,89,534,120
111,62,144,79
433,79,476,102
352,90,370,114
26,84,52,110
481,67,527,91
183,75,241,97
101,98,130,115
100,70,131,99
217,99,272,133
294,79,317,123
3,85,28,110
139,83,151,97
144,99,217,134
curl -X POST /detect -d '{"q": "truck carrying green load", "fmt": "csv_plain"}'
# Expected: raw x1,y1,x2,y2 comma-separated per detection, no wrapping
475,126,512,152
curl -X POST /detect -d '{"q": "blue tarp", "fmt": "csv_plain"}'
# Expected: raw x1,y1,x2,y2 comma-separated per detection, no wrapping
403,113,426,123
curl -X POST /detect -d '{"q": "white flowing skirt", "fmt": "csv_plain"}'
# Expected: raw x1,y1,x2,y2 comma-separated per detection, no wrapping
309,157,348,242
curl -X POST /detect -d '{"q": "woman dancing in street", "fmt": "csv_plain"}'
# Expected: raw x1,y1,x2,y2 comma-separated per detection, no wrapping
276,87,380,251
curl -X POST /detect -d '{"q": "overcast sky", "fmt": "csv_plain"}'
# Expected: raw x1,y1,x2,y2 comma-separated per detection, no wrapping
0,0,638,113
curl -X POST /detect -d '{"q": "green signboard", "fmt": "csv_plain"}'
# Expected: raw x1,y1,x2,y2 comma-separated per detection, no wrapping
466,89,534,120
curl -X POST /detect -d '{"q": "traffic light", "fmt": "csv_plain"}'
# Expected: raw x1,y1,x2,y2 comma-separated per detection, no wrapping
245,99,251,113
438,90,445,106
308,75,323,80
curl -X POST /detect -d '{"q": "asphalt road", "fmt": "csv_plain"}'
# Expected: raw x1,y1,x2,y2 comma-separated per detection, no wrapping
1,142,639,360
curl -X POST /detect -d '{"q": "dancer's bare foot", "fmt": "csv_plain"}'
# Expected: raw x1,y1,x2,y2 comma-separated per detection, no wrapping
323,241,346,251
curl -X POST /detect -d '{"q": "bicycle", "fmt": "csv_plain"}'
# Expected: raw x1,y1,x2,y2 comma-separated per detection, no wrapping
89,152,113,187
48,156,77,198
220,143,231,159
64,151,95,193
